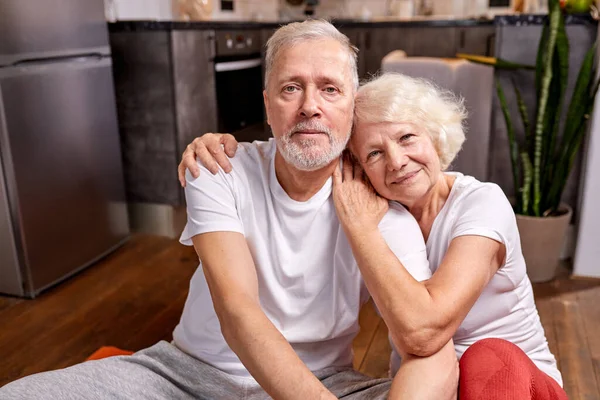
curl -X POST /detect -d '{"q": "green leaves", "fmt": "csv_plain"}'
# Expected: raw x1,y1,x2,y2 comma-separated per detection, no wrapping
496,79,521,211
532,0,561,216
489,0,599,217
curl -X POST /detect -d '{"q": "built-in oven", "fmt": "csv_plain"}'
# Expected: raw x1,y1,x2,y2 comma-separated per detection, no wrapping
214,30,265,135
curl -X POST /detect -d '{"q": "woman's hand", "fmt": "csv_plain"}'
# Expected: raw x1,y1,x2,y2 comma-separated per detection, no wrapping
178,133,239,187
332,151,389,234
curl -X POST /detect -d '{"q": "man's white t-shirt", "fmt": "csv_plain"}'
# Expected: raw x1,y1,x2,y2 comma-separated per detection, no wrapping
392,172,562,386
174,139,431,377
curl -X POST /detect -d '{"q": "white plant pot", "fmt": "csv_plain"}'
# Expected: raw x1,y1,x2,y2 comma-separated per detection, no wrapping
516,204,572,283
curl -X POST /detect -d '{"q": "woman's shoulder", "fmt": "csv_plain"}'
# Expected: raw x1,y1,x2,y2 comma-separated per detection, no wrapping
449,173,508,209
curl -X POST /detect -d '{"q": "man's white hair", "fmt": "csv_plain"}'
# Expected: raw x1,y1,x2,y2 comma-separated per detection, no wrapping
264,19,359,91
354,73,467,170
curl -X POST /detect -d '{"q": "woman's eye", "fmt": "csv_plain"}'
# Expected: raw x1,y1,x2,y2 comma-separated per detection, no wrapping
400,134,414,141
367,150,381,160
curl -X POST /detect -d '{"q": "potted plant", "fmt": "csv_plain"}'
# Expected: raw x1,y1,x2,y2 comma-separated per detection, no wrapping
460,0,599,282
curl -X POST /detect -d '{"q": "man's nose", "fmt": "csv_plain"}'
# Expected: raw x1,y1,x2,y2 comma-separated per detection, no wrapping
299,88,321,118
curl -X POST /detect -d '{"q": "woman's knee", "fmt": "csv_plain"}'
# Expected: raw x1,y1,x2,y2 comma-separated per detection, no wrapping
460,338,524,366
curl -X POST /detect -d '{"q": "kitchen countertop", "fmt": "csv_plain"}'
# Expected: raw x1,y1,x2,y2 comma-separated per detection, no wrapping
108,13,597,32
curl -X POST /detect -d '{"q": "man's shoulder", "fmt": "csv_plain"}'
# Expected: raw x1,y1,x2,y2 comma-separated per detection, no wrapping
379,201,424,245
232,139,276,165
382,201,416,224
226,139,275,180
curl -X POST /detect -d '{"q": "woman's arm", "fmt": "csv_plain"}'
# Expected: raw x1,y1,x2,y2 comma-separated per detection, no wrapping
333,157,504,356
349,230,503,356
177,133,240,186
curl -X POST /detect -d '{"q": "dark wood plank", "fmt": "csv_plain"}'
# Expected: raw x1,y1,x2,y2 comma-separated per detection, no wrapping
352,299,381,370
359,319,391,378
0,235,197,386
577,287,600,397
0,296,21,314
534,295,561,371
551,292,599,400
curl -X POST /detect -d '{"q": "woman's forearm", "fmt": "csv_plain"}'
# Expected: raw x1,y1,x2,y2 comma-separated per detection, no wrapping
344,227,452,356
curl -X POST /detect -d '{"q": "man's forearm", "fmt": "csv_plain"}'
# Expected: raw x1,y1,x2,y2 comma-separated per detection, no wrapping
220,301,335,400
389,340,459,400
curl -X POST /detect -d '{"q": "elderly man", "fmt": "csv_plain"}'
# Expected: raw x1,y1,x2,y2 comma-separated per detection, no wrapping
1,20,457,400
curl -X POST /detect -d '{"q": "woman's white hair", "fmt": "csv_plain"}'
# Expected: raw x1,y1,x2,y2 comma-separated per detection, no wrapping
264,19,359,91
354,73,467,170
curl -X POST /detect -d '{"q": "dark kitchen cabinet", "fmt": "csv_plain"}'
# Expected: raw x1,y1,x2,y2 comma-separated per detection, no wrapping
455,26,496,56
410,27,457,57
360,27,413,78
110,30,217,206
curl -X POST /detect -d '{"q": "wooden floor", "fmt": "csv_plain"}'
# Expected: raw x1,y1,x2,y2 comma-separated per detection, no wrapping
1,234,600,399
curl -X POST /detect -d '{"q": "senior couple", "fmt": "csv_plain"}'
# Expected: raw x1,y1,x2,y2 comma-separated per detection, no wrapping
1,19,567,400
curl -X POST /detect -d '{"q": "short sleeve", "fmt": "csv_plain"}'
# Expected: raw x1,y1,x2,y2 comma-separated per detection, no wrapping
179,162,245,246
450,183,514,249
378,202,431,282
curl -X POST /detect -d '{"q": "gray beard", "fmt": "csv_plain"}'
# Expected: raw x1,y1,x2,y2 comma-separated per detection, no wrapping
276,121,350,171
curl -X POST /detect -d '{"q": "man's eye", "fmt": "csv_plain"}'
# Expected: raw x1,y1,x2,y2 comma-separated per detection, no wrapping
324,87,338,93
284,86,298,93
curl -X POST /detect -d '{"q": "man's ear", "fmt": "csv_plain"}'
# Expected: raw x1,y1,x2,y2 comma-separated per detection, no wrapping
263,89,270,126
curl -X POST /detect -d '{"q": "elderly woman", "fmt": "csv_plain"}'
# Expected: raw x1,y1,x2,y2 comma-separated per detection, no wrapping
178,73,567,400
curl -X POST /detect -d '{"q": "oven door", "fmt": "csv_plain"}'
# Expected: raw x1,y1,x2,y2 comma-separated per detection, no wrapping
214,56,264,133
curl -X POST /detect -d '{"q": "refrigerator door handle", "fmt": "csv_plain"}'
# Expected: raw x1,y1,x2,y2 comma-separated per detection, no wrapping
9,53,105,67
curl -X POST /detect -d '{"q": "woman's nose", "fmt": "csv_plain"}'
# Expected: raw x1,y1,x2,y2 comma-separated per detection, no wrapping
386,147,408,171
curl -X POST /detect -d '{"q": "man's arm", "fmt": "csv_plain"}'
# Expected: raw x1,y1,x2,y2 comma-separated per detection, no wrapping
192,231,335,400
389,339,458,400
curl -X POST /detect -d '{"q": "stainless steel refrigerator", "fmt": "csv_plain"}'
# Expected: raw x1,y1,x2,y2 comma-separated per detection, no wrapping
0,0,130,298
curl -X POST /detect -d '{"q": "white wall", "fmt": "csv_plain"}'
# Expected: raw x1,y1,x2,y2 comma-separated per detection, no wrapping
104,0,173,20
573,29,600,278
211,0,278,21
104,0,392,21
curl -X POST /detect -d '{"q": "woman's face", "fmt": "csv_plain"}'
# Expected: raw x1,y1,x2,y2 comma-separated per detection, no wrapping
350,120,443,207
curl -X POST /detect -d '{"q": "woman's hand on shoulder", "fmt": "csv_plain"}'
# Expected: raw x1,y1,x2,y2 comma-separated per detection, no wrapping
178,133,239,187
332,151,389,233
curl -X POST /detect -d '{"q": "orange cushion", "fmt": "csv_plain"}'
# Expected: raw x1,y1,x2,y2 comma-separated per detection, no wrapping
86,346,134,361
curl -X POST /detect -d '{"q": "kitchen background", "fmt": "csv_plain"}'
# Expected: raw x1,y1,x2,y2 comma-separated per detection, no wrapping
2,2,600,398
1,0,599,301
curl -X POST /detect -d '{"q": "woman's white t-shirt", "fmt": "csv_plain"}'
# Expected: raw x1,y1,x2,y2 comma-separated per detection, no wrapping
390,172,563,386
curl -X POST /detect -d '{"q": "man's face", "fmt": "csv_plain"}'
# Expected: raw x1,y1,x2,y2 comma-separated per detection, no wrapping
264,38,355,171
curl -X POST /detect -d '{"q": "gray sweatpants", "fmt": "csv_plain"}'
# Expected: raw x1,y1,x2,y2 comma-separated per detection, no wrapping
1,341,391,399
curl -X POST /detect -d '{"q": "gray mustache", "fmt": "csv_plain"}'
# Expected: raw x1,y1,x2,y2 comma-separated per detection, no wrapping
289,121,331,136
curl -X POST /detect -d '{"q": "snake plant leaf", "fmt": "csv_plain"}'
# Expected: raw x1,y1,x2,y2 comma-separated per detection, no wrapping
541,13,569,211
521,152,533,215
536,23,549,96
455,53,535,70
532,0,561,216
496,79,521,209
512,78,530,143
548,71,600,212
561,44,596,145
